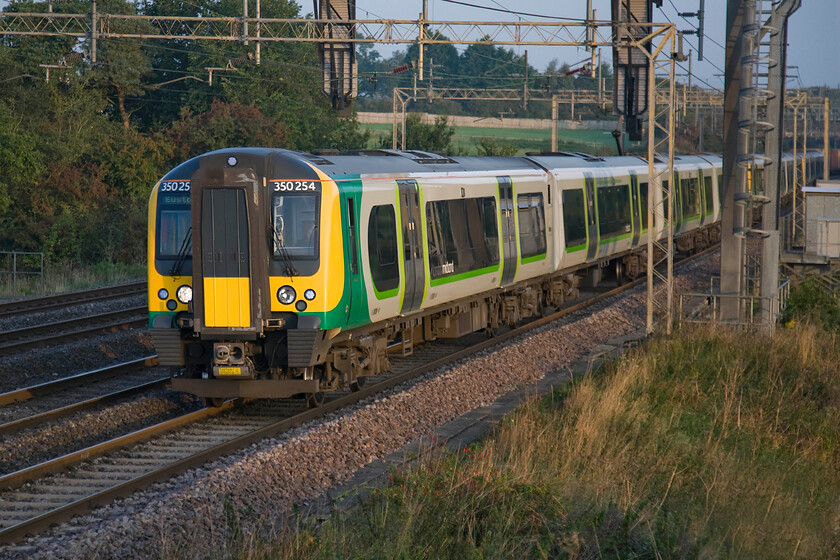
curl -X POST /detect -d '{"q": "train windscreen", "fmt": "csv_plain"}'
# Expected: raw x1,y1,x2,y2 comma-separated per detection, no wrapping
157,193,191,259
272,194,319,259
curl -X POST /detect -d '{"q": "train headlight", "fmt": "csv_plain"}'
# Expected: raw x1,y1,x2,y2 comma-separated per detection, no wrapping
158,288,169,300
304,289,316,301
176,285,193,304
277,285,296,305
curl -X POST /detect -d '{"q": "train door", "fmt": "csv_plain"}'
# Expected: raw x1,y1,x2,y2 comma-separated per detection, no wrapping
343,192,362,326
196,187,259,330
498,176,518,286
698,168,707,226
397,179,425,313
674,170,684,230
629,171,642,248
583,173,598,261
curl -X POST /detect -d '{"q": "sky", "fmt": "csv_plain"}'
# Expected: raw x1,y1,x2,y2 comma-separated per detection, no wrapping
0,0,836,89
354,0,840,90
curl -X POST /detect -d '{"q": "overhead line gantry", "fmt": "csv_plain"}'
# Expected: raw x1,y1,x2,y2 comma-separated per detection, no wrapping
0,7,679,333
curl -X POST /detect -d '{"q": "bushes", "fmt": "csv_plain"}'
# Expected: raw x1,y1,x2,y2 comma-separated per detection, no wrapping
383,113,456,153
0,0,372,270
783,279,840,328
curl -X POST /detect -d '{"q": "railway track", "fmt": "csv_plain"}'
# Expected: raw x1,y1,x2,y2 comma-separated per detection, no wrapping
0,287,637,543
0,307,147,356
0,357,161,437
0,245,719,544
0,281,146,319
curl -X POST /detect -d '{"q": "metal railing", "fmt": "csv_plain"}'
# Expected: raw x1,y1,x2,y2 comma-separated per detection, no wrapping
679,278,791,327
0,251,44,295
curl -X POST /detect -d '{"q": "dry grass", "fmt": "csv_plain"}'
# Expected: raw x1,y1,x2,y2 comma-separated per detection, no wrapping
217,322,840,560
0,261,144,298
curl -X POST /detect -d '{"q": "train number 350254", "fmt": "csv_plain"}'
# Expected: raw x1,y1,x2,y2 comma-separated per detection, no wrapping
272,181,318,192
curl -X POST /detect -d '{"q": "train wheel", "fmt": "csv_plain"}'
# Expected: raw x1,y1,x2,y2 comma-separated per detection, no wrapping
615,260,626,285
306,392,325,408
349,377,366,392
203,397,225,408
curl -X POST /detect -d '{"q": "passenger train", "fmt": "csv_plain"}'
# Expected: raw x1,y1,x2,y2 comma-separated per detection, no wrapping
148,148,824,405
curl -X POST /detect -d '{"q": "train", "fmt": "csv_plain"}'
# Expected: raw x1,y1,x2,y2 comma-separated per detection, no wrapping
148,147,824,406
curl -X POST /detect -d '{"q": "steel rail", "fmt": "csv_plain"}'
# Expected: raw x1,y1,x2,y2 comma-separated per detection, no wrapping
0,356,157,407
0,404,234,493
0,377,169,437
0,281,146,318
0,307,147,355
0,246,719,543
0,306,146,341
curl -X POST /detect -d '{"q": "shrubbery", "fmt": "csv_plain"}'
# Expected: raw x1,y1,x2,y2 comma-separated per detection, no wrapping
0,0,370,267
783,279,840,328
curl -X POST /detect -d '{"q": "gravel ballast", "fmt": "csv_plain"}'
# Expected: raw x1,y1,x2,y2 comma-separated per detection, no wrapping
2,255,718,559
0,329,154,394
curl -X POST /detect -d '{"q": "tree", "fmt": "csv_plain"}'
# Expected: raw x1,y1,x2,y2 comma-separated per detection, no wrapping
384,113,455,153
476,136,519,156
404,32,461,84
87,0,154,129
168,100,289,161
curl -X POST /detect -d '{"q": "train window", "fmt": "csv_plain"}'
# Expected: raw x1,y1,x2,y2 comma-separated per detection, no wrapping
639,183,649,229
597,184,631,241
517,193,546,259
368,205,399,294
272,194,319,259
426,197,499,280
482,197,499,250
680,177,700,218
703,175,714,215
158,208,191,258
562,188,587,250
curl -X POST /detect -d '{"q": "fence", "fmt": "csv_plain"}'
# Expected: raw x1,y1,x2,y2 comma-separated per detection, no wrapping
0,251,44,295
678,279,791,328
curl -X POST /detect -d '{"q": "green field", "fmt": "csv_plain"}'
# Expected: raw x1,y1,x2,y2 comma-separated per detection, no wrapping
361,122,639,156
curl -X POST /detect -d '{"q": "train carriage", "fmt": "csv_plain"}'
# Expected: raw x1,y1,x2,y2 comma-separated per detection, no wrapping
149,148,731,405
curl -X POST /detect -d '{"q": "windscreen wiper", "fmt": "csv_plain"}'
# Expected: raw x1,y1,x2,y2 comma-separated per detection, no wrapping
169,227,192,277
270,225,298,277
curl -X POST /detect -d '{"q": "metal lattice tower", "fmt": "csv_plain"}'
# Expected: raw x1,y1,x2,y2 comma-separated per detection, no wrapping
645,32,677,334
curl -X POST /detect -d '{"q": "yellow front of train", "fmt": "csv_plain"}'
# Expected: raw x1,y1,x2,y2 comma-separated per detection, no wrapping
148,158,198,366
148,148,347,404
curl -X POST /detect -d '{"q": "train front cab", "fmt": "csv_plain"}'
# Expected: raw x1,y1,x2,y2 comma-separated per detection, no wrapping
148,160,197,368
163,149,346,402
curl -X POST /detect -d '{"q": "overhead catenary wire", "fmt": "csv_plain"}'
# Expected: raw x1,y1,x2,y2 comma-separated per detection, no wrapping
440,0,611,23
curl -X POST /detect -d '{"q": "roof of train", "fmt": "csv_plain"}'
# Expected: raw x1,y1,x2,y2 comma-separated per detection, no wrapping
162,147,725,184
303,150,722,177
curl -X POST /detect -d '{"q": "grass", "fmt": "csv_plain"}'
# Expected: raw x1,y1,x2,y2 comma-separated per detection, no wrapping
360,122,644,156
216,309,840,559
0,260,145,299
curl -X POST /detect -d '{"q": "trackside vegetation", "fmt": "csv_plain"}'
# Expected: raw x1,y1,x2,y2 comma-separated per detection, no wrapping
219,283,840,559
